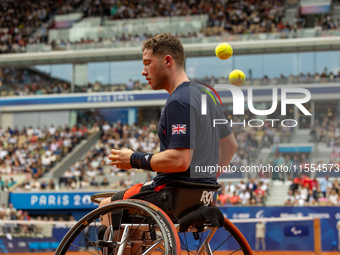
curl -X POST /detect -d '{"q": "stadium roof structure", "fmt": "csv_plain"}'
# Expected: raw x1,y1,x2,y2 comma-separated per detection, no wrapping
0,37,339,67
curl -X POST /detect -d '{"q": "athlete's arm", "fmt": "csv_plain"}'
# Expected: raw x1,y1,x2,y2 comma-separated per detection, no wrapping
149,148,192,173
109,148,192,173
216,133,238,178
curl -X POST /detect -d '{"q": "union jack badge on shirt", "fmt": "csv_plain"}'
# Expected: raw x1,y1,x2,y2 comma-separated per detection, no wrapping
172,124,186,135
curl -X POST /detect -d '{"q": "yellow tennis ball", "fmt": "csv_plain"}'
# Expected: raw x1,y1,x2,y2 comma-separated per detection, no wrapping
229,70,246,86
215,43,233,60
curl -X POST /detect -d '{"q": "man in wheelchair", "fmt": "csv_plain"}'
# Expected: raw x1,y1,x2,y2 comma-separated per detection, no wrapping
98,33,238,254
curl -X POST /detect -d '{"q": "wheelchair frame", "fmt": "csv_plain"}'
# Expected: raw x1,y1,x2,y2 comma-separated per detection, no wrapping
55,184,253,255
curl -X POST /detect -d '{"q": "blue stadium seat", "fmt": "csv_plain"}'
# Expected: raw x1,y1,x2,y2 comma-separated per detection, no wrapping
29,242,40,251
50,242,60,250
40,242,51,251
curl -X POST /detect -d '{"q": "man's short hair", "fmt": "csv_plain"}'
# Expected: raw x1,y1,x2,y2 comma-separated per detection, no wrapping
142,33,185,69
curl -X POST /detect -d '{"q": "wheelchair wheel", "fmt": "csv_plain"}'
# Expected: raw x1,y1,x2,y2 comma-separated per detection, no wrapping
55,200,181,255
176,216,252,255
130,201,253,255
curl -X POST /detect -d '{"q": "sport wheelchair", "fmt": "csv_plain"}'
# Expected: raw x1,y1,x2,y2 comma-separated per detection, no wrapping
55,180,253,255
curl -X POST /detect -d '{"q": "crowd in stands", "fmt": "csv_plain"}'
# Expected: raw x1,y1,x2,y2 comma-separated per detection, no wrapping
0,123,88,191
2,0,340,54
53,121,158,191
285,175,340,206
32,0,295,51
42,31,203,52
316,17,340,31
310,115,340,170
282,117,340,206
310,116,340,146
0,202,35,235
2,68,339,98
19,119,263,199
0,203,19,220
217,177,269,206
0,67,72,96
0,0,85,54
0,202,77,236
206,0,291,33
260,71,340,86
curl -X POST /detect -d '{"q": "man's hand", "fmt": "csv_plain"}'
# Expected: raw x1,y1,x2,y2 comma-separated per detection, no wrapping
109,149,134,170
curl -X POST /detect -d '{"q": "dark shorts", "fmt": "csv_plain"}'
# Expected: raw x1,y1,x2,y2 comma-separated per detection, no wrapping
111,182,166,202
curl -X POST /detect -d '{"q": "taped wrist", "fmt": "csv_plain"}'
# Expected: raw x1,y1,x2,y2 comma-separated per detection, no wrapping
130,152,154,171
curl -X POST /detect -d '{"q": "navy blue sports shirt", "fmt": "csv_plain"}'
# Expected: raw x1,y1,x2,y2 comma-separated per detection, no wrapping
151,81,232,188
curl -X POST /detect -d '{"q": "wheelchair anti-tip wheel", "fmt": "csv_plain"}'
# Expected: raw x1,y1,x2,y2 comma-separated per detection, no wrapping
56,199,252,255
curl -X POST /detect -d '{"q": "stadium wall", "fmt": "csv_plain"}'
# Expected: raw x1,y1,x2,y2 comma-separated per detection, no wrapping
1,202,338,252
8,189,340,251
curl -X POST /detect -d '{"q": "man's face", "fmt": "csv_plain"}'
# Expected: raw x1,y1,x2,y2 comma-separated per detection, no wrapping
142,48,167,90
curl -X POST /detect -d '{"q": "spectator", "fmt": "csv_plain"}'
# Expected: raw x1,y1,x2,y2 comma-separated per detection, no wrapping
40,179,47,190
217,190,229,205
294,190,306,206
319,175,332,197
47,179,56,190
254,186,266,205
239,190,251,205
90,177,98,187
125,177,133,188
126,79,134,90
55,217,67,228
229,191,240,205
87,166,96,178
328,189,339,205
284,190,295,205
255,221,266,251
306,189,317,205
102,121,111,133
0,203,6,215
6,203,17,220
101,177,110,188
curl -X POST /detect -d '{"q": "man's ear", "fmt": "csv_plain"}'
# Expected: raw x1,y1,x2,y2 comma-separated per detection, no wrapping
164,55,172,67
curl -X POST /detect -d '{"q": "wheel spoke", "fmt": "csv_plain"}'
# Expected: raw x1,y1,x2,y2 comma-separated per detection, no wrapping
140,238,163,255
212,233,233,252
132,223,162,255
228,247,242,255
81,227,101,254
55,201,251,255
69,243,98,255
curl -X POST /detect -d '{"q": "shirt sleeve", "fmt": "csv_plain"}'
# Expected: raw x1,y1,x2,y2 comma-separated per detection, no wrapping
164,101,193,149
217,106,232,139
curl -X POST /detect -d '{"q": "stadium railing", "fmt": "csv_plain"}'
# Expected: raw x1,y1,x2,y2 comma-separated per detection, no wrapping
26,28,340,53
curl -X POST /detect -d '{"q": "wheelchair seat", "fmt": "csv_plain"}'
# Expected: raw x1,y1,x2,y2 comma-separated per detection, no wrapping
129,180,221,222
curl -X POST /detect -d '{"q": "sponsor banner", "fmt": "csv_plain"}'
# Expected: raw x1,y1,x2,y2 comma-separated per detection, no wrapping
54,13,83,28
219,206,339,251
0,92,169,107
10,192,99,210
0,229,83,253
284,225,309,237
300,0,331,14
0,237,55,253
278,146,312,153
1,86,340,107
7,193,340,251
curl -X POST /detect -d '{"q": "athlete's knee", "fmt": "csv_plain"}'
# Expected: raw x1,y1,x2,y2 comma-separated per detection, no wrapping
99,190,127,228
98,197,112,208
98,190,126,208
